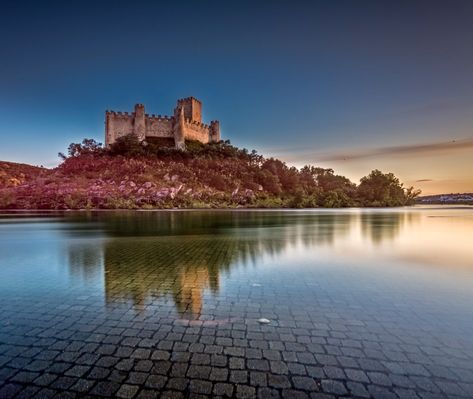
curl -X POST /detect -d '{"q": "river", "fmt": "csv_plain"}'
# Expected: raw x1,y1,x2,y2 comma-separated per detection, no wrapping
0,207,472,398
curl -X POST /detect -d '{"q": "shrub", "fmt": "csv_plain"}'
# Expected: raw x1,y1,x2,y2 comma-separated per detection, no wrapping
108,134,146,156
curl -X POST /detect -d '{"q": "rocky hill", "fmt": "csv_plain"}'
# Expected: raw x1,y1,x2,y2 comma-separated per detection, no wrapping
0,137,419,209
0,161,46,188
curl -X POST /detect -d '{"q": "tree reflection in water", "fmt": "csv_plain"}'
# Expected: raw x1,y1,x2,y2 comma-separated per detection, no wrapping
64,210,415,319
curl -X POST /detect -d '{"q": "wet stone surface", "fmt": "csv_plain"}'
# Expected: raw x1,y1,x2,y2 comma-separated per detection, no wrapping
1,209,473,398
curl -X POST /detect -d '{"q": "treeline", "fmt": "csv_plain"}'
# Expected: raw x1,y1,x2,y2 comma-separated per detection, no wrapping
51,135,420,209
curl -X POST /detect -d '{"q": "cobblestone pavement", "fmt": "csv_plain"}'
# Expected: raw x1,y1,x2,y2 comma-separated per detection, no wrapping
1,211,473,398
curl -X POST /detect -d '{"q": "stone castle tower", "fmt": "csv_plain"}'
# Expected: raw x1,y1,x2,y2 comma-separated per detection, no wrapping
105,97,220,150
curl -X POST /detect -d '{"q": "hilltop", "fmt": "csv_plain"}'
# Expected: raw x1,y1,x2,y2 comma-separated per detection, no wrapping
0,161,47,187
0,136,419,209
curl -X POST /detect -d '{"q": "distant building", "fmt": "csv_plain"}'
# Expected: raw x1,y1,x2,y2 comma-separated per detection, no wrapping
417,193,473,204
105,97,220,150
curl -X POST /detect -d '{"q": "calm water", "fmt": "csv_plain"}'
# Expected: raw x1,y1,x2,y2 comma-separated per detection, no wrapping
1,207,473,398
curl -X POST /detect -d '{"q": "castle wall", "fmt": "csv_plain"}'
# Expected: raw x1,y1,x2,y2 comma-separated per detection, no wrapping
183,119,210,143
145,116,174,138
134,104,146,141
210,121,220,142
105,112,134,146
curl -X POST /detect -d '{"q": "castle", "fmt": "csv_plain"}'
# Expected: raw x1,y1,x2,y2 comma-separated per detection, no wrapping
105,97,220,149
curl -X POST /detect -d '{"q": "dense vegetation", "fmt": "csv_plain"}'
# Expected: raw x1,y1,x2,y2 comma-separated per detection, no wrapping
0,135,420,209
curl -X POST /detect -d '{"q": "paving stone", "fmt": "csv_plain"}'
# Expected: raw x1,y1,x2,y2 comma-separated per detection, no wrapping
257,387,281,399
33,388,58,398
51,376,78,390
109,369,129,383
230,357,245,369
346,381,370,398
96,355,119,368
368,371,393,386
145,374,167,389
116,359,135,372
151,350,171,361
187,365,211,379
88,366,110,379
248,359,270,371
370,386,399,398
16,386,41,399
34,372,58,386
321,379,348,395
170,362,187,378
211,354,227,367
270,360,289,374
214,382,234,397
166,377,189,390
267,374,291,389
134,360,153,372
10,371,40,383
236,384,257,399
90,381,120,397
281,389,310,399
131,348,151,359
189,379,213,394
65,365,90,378
292,376,318,391
323,366,345,380
231,370,249,384
287,362,307,375
116,384,140,399
345,368,369,382
306,366,325,379
70,378,95,393
126,371,148,385
394,388,422,399
159,391,184,399
0,383,23,398
250,371,268,387
209,367,228,381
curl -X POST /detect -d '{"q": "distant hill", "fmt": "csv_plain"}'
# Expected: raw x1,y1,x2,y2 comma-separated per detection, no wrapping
417,193,473,205
0,137,419,210
0,161,47,187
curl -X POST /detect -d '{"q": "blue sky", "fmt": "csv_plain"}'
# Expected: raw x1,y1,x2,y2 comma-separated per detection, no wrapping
1,0,472,194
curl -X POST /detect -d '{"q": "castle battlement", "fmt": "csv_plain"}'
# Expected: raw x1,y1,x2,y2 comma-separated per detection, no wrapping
184,118,209,129
177,96,201,104
105,97,220,149
147,115,173,122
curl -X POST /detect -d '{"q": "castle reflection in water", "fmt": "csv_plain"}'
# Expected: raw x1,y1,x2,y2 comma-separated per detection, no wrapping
65,210,416,319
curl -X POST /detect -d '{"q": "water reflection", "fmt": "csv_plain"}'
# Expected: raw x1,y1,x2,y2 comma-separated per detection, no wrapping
67,242,104,282
103,238,225,318
61,210,415,318
2,209,473,397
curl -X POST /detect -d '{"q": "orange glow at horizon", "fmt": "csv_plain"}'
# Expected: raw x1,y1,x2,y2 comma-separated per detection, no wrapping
271,138,473,195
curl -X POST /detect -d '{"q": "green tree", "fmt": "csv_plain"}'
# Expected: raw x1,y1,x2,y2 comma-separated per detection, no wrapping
108,134,146,156
357,169,419,206
59,138,103,159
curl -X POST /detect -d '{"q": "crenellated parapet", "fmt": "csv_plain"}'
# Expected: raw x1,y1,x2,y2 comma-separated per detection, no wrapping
182,118,211,143
146,114,174,122
184,118,210,130
105,111,134,119
105,97,220,149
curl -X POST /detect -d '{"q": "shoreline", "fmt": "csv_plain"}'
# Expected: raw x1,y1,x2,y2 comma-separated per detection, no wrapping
1,204,471,213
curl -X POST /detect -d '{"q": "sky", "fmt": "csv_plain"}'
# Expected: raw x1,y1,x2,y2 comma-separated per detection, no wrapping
0,0,472,195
